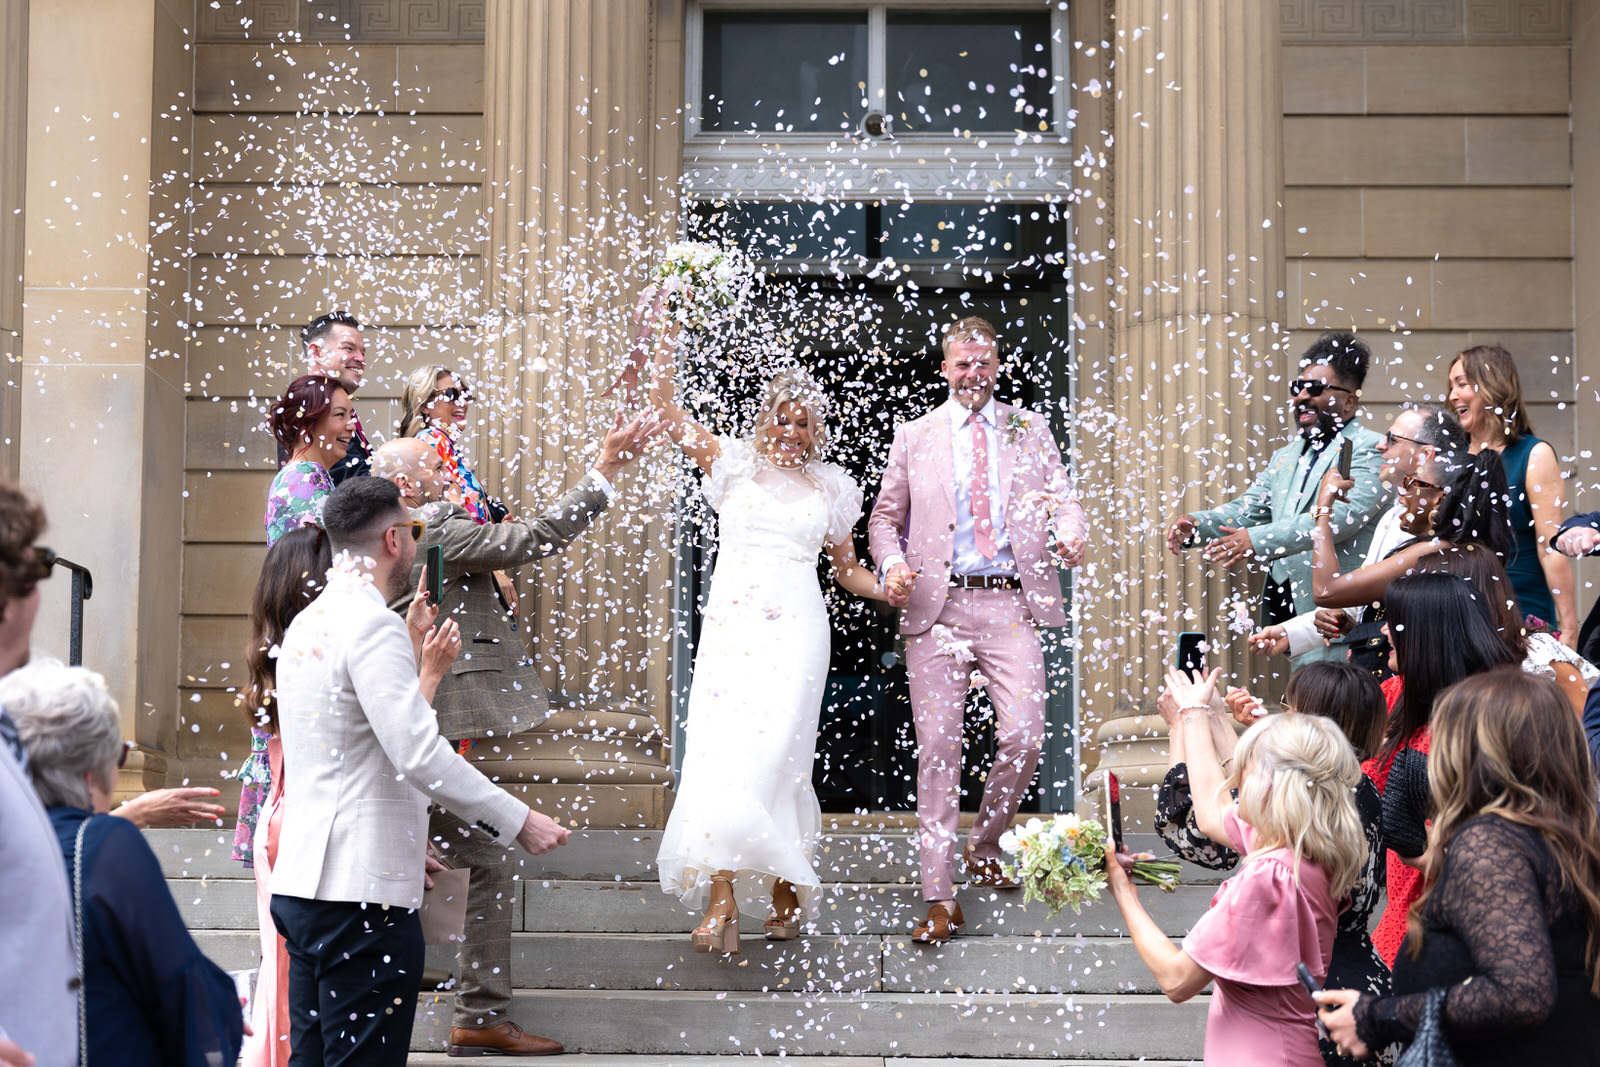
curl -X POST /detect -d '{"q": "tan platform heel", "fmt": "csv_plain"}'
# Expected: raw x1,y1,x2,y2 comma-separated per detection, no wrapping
764,878,800,941
691,873,741,955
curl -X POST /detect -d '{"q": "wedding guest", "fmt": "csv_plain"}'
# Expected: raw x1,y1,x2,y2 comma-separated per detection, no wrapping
1107,692,1366,1067
1155,660,1391,1066
1447,344,1577,643
297,311,370,483
398,365,501,524
2,660,244,1067
650,340,883,953
1317,669,1600,1062
263,374,352,546
1368,572,1519,967
1167,331,1388,667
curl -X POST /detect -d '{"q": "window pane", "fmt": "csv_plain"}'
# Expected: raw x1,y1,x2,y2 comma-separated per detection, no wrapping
691,201,870,262
887,13,1053,133
880,202,1066,264
702,13,868,133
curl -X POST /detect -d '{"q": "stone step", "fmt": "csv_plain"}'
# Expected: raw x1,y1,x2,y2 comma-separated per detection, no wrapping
405,1058,1197,1067
407,990,1208,1058
169,877,1214,939
195,930,1165,995
145,827,1219,885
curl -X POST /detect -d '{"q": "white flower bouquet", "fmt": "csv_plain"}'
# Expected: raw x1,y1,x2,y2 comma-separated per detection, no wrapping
647,240,756,332
1000,814,1181,917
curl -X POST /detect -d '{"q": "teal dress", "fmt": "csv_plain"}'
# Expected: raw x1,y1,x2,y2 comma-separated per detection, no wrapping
1501,434,1557,627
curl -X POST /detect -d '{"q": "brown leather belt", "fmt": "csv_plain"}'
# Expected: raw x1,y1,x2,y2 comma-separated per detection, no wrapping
948,574,1021,590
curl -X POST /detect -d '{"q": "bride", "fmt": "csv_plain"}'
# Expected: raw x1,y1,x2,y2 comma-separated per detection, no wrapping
650,336,886,954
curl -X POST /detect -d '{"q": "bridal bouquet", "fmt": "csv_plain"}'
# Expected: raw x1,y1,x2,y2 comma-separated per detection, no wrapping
999,814,1181,917
648,240,756,331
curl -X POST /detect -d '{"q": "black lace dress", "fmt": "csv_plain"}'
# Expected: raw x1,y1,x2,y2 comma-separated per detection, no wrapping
1157,763,1393,1067
1353,817,1600,1065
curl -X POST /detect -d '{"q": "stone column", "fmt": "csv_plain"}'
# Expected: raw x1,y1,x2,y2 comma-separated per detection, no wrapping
473,0,684,827
20,0,193,796
0,0,25,481
1081,0,1288,824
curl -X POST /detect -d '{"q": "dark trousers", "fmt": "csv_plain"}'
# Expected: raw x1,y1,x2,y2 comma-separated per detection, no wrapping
270,894,426,1067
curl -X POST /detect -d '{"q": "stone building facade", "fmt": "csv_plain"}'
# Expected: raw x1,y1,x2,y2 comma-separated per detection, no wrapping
1,0,1595,822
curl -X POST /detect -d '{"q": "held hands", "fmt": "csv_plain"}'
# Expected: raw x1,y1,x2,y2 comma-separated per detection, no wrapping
517,808,571,855
885,562,917,608
1311,989,1369,1060
1165,514,1197,555
1555,526,1600,557
1202,525,1254,569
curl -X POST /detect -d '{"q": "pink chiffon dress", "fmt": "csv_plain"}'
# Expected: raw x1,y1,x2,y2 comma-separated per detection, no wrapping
1182,806,1341,1067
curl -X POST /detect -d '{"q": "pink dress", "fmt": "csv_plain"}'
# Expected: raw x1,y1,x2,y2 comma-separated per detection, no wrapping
1182,806,1340,1067
241,736,289,1067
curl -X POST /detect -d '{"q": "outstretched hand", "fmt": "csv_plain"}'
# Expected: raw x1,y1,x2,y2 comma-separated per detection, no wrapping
1202,526,1253,569
517,809,571,856
1165,514,1196,556
595,408,665,481
114,786,227,828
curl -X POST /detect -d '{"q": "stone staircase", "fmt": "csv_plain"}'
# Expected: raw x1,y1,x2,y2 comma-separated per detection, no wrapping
150,827,1215,1061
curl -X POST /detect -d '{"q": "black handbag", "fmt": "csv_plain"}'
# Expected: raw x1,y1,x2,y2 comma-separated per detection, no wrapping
1394,988,1459,1067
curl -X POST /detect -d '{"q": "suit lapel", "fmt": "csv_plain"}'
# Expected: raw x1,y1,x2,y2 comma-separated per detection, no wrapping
1288,432,1339,514
995,402,1017,515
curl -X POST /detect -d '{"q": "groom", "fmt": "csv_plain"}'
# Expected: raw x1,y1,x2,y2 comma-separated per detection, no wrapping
869,316,1087,945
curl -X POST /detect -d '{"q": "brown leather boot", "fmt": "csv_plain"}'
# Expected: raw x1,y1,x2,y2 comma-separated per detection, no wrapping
911,900,966,945
447,1021,564,1057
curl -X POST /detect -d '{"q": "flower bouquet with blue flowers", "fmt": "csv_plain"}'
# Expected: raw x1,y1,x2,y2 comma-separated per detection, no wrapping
999,814,1181,917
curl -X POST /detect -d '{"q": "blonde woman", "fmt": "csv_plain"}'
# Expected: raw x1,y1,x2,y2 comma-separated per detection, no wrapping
1106,670,1367,1067
398,365,500,524
650,341,886,954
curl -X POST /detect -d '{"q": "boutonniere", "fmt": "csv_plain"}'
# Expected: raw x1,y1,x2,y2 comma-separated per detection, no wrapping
1004,412,1031,444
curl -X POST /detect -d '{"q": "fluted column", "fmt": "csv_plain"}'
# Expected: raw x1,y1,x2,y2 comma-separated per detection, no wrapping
476,0,684,827
1081,0,1287,823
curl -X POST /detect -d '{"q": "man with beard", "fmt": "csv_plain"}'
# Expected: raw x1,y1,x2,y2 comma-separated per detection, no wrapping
289,311,371,483
1165,332,1389,665
269,477,568,1067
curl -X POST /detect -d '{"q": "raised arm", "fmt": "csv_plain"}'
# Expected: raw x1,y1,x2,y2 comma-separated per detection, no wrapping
1311,470,1440,607
648,326,720,475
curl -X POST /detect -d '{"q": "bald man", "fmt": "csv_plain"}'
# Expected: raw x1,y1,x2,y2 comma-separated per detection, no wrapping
370,409,658,1056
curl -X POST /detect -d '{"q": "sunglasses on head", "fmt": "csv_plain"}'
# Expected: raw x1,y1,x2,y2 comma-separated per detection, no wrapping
30,546,57,583
1290,378,1355,398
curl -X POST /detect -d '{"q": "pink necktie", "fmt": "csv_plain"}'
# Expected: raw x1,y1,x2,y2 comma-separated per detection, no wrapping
968,412,996,559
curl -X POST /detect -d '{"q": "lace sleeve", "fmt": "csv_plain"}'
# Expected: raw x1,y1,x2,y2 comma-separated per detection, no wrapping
1381,746,1431,859
1153,764,1239,870
1354,818,1560,1049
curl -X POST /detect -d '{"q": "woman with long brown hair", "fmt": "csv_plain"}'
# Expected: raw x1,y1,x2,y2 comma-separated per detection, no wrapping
1447,344,1577,644
1317,669,1600,1062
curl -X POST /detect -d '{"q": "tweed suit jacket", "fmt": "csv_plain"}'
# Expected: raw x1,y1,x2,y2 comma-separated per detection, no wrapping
868,400,1087,635
271,570,530,909
389,473,610,743
1190,419,1391,618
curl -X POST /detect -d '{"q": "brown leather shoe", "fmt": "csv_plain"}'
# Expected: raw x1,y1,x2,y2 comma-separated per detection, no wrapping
964,846,1020,889
911,901,966,945
448,1022,565,1057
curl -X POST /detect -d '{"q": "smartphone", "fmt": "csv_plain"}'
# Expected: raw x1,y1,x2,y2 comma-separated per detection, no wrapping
1297,962,1331,1038
1103,773,1124,852
426,544,444,606
1176,632,1206,675
1337,438,1353,480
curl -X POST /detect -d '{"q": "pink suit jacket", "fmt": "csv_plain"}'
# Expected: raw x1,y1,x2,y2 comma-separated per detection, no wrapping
868,401,1087,635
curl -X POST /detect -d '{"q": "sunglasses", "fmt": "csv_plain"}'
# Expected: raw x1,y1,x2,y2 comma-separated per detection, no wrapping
431,386,473,404
1384,430,1428,449
31,546,57,583
1290,378,1355,398
1401,474,1444,492
391,520,426,542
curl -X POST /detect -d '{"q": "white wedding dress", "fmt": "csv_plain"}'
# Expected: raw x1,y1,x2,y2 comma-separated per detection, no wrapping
656,436,863,920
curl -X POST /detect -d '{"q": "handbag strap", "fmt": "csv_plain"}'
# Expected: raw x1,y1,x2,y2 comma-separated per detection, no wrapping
72,817,89,1067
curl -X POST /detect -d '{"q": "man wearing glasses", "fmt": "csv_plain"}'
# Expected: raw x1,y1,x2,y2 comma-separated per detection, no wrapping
1251,402,1466,660
1165,332,1390,665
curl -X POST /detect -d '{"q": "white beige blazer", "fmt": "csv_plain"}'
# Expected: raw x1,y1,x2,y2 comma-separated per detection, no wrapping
271,568,529,909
